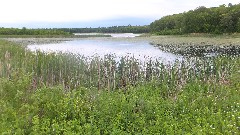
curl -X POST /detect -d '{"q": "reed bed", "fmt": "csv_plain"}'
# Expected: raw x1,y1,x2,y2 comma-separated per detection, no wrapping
0,39,237,94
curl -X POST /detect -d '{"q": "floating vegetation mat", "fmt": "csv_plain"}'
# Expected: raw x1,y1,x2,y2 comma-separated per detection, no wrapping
150,36,240,57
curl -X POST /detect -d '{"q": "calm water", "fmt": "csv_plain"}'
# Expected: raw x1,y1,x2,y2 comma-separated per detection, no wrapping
74,33,141,37
28,36,181,64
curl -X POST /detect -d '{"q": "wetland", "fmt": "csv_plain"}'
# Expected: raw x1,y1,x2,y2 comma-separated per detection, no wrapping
1,34,240,134
6,34,240,58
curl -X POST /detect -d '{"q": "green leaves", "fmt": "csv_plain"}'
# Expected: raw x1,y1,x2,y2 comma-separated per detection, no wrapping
150,3,240,34
0,27,71,36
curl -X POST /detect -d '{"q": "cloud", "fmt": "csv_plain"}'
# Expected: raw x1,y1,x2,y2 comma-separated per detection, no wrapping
0,0,239,25
0,0,163,23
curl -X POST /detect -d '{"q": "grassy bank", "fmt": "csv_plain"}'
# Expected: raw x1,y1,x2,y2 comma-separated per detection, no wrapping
0,39,239,134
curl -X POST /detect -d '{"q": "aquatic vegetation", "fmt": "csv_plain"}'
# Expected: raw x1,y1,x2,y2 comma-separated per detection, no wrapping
0,39,239,134
150,36,240,56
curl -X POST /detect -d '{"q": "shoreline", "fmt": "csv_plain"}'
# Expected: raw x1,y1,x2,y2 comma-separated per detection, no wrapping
3,35,240,57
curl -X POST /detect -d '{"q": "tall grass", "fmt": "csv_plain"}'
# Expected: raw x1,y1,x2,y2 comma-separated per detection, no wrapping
0,39,239,134
0,39,236,91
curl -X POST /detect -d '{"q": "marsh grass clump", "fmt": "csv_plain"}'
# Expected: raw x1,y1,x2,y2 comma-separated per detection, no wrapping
0,39,239,134
150,36,240,57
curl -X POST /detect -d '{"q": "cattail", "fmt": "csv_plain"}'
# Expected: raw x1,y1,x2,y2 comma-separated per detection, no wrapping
98,59,101,91
5,51,10,60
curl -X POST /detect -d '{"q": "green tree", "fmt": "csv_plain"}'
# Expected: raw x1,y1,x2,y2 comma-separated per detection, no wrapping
220,14,235,33
150,3,240,34
237,18,240,32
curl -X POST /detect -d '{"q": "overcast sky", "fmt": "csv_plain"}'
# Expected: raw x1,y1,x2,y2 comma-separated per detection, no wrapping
0,0,239,28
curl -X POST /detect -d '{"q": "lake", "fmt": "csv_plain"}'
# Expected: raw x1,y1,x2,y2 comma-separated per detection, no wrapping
27,34,181,64
74,33,141,37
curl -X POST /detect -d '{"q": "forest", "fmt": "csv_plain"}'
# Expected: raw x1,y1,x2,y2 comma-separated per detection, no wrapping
0,26,150,35
150,3,240,35
0,27,71,36
59,25,150,33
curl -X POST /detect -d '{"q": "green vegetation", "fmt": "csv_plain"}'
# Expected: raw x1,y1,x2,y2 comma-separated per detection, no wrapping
150,3,240,35
0,39,239,134
150,36,240,56
0,27,71,37
0,27,114,38
59,25,150,33
0,34,111,38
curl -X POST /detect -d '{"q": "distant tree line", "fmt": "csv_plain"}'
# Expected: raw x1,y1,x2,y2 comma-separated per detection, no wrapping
150,3,240,35
0,26,150,35
0,27,71,35
59,25,150,33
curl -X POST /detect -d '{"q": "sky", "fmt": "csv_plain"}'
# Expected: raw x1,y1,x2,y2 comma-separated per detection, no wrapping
0,0,239,28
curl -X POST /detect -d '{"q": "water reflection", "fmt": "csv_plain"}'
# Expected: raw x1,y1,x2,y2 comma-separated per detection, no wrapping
74,33,141,37
28,39,181,64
